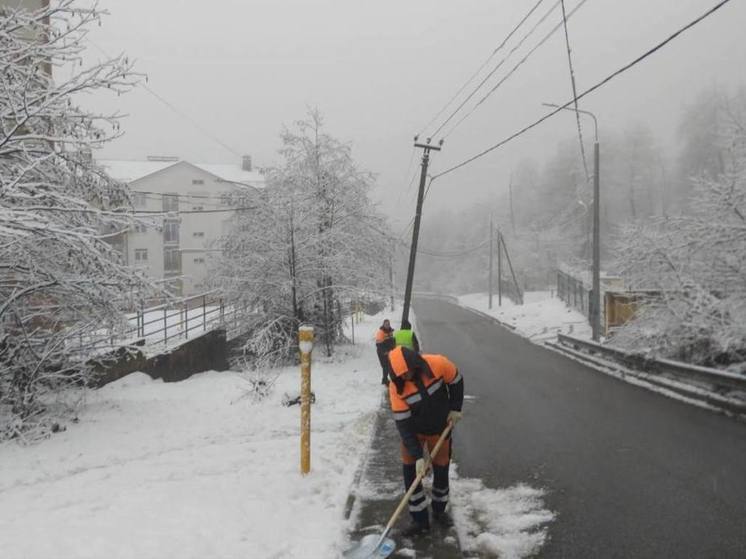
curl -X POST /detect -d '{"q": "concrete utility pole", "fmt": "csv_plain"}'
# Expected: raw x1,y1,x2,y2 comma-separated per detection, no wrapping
497,229,502,307
401,137,442,325
591,140,601,341
389,240,395,312
543,103,601,340
488,215,494,310
508,174,516,235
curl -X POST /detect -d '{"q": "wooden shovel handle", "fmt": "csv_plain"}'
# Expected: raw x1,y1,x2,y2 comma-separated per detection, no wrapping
382,421,454,535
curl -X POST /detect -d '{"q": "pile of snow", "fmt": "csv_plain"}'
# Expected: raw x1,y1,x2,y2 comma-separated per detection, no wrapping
458,291,591,342
450,468,555,558
0,316,387,558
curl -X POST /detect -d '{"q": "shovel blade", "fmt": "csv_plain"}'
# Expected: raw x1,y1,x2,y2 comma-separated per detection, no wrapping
343,534,396,558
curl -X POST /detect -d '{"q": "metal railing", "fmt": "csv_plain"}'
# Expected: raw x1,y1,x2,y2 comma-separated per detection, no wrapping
557,270,591,318
557,334,746,392
69,291,253,358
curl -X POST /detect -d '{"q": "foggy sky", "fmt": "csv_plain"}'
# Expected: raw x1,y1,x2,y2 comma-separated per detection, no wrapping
84,0,746,229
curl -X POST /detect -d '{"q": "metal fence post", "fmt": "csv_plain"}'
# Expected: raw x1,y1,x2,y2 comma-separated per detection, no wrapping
203,295,207,331
163,307,168,344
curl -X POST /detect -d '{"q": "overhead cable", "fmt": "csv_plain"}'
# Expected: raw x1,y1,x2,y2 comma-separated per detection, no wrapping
418,238,490,257
85,38,244,158
443,0,590,139
559,0,590,182
433,0,733,180
418,0,556,137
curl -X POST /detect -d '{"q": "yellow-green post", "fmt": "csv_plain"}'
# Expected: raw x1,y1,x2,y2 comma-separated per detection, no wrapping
299,325,314,474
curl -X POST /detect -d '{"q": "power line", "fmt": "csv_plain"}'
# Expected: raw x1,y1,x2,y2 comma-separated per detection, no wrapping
139,84,243,158
418,238,490,257
131,190,240,201
85,38,243,158
426,0,551,140
443,0,590,140
433,0,733,180
126,206,256,215
559,0,590,182
395,147,419,208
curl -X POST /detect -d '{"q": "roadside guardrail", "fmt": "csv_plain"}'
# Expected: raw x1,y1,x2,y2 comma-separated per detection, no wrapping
551,333,746,415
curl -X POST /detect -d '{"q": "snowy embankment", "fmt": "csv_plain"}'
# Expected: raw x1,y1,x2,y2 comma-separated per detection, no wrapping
0,316,384,558
458,291,591,342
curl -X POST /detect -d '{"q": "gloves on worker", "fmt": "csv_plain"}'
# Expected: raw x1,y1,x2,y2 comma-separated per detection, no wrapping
448,410,463,425
415,458,427,477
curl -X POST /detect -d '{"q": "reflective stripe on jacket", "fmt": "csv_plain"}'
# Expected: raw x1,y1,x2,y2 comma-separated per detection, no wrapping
388,354,464,446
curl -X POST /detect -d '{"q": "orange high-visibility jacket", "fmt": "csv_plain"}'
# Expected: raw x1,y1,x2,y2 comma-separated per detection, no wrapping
387,350,464,459
375,327,395,355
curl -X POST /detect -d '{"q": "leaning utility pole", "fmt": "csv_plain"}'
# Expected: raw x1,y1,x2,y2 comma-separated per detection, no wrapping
389,240,395,312
401,138,442,325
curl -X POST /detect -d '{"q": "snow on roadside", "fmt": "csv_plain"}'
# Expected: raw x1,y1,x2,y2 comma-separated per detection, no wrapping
0,315,387,559
450,466,555,559
458,291,591,342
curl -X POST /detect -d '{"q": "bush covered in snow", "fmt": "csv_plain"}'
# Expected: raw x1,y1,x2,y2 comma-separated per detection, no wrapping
613,93,746,367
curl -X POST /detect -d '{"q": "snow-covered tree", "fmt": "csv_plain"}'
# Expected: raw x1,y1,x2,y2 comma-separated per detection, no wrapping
0,2,154,440
613,93,746,366
213,110,390,364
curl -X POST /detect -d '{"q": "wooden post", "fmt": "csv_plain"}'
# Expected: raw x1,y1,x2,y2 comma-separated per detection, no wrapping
299,325,314,475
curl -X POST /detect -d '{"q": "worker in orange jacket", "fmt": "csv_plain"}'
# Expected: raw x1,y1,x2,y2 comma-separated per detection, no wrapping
375,319,396,385
387,345,464,536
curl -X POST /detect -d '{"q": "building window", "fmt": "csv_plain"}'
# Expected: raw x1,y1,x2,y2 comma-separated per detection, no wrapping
192,179,204,185
164,247,181,272
162,193,179,212
134,222,147,233
192,205,203,211
134,248,148,262
194,257,205,264
193,232,205,238
163,220,179,244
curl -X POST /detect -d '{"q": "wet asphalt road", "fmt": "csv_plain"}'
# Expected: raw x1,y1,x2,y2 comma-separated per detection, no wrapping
413,296,746,559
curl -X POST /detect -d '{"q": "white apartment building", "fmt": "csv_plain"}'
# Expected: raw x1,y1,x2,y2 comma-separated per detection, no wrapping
0,0,47,11
99,156,265,297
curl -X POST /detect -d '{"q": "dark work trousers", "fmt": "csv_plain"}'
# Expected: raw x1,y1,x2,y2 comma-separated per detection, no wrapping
377,348,389,384
401,433,452,525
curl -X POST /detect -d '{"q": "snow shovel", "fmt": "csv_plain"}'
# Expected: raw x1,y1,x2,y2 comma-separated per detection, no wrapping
343,421,454,559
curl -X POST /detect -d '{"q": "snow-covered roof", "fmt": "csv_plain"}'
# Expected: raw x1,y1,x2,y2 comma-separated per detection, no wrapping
192,163,265,187
97,159,266,187
97,159,179,183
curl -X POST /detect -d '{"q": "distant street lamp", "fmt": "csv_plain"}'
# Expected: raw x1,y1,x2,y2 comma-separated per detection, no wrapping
543,103,601,341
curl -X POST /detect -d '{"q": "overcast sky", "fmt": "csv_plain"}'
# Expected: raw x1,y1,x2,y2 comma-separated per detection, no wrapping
84,0,746,228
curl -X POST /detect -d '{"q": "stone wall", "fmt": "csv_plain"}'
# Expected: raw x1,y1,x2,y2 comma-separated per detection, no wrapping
90,329,228,387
